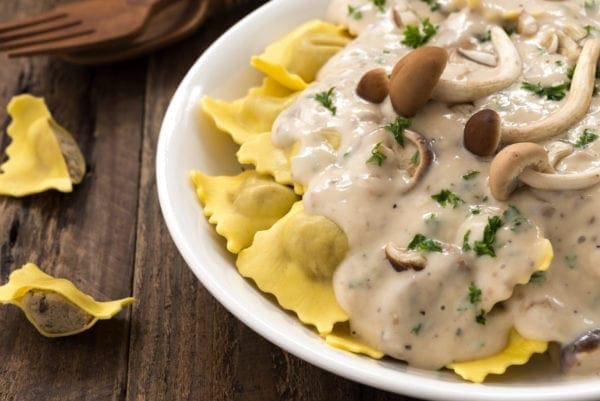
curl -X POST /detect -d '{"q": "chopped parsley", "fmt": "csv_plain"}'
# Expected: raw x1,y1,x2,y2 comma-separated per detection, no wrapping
475,309,487,325
367,141,387,166
477,30,491,42
462,230,472,252
385,117,412,147
462,170,480,180
402,18,438,49
502,205,530,233
371,0,386,11
411,323,423,335
411,150,420,165
529,271,547,283
347,5,363,20
473,216,503,257
431,189,464,208
469,206,481,215
521,81,568,101
468,282,482,304
420,0,441,11
585,0,598,10
574,128,598,148
408,233,443,252
585,24,594,34
314,87,337,115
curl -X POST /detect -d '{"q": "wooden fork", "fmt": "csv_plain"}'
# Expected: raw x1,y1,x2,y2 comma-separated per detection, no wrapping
0,0,175,56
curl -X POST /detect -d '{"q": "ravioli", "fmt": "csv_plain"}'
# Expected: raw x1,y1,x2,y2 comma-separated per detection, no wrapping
325,322,385,359
191,170,298,254
250,20,353,91
0,94,85,197
236,202,349,334
0,263,134,337
447,328,548,383
201,77,299,145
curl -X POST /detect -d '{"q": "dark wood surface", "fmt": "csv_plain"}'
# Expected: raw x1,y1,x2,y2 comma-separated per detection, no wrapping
0,1,421,400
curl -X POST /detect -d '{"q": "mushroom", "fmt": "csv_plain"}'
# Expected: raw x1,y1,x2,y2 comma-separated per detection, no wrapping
356,68,389,103
546,141,574,166
560,329,600,375
517,11,538,36
393,8,419,29
389,46,448,117
489,142,600,200
540,31,559,54
403,129,434,192
502,39,600,143
432,26,522,103
457,48,497,67
557,30,582,61
385,242,427,271
463,109,501,156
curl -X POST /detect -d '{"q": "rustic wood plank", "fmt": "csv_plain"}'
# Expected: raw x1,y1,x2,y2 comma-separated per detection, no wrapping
0,2,142,400
128,2,418,401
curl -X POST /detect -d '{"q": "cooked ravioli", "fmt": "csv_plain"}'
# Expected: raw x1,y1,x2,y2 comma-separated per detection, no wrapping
0,94,86,197
325,322,384,359
250,20,352,91
201,77,299,145
236,202,349,334
191,170,298,254
447,329,548,383
0,263,134,337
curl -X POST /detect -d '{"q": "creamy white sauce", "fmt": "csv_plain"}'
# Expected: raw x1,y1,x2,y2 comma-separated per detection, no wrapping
272,0,600,371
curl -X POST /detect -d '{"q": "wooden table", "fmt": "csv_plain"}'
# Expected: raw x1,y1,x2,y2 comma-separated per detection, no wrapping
0,2,420,400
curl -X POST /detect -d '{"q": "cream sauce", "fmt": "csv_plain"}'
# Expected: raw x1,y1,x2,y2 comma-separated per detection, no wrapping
272,0,600,370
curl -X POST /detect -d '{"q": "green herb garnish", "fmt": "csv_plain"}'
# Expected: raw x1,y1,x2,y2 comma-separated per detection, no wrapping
367,142,387,166
521,81,568,101
473,216,503,257
384,117,412,147
574,128,598,148
402,18,438,48
475,309,487,325
477,30,491,42
585,0,598,10
468,282,482,304
529,271,547,283
347,5,363,20
411,323,423,335
585,24,594,34
411,150,420,165
408,233,443,252
462,170,480,180
420,0,440,11
462,230,472,252
314,87,337,115
371,0,386,11
431,189,464,208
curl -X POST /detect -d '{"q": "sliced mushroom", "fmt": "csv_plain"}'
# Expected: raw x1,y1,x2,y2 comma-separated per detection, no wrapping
540,31,559,54
502,39,600,143
558,30,582,61
517,11,538,36
432,26,522,103
457,48,497,67
389,47,448,117
463,109,501,156
403,129,434,192
546,141,574,166
489,142,600,200
561,329,600,375
356,68,389,103
385,242,427,271
393,8,419,29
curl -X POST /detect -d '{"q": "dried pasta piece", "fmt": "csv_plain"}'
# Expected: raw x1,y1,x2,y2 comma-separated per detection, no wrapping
237,131,304,194
325,322,384,359
191,170,298,254
201,77,299,145
447,328,548,383
250,20,353,91
0,263,134,337
237,202,349,334
0,94,86,197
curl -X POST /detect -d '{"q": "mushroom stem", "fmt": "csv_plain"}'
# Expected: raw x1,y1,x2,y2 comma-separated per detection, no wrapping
502,39,600,143
432,26,522,103
520,167,600,190
403,129,433,193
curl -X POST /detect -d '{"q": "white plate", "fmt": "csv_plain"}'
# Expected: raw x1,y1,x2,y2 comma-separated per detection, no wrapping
156,1,600,399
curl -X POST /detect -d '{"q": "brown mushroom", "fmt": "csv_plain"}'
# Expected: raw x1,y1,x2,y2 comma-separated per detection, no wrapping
463,109,501,156
404,129,434,192
561,329,600,375
356,68,389,103
385,242,427,271
389,47,448,117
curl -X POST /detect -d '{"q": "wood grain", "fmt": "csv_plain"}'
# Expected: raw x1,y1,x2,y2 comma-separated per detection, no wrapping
0,1,420,400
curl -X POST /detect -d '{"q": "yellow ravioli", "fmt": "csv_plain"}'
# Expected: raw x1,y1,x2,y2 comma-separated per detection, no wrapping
447,328,548,383
191,170,298,254
237,131,304,194
201,77,299,145
251,20,353,91
325,322,384,359
236,202,349,334
0,263,134,337
0,94,85,197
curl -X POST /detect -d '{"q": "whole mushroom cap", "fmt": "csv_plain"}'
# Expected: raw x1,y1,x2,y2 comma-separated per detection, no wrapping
463,109,502,157
489,142,553,200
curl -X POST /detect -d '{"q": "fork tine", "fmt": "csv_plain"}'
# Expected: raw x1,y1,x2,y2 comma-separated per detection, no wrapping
6,31,101,57
0,18,81,43
0,11,67,34
0,25,93,52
